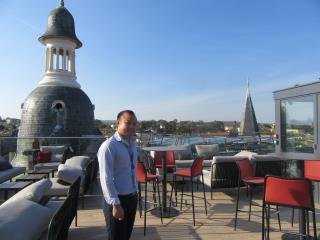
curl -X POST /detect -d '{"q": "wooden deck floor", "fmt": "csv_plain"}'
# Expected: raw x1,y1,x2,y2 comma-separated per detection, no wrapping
68,180,317,240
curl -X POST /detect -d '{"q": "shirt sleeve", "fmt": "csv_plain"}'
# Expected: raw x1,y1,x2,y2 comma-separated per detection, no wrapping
97,141,120,205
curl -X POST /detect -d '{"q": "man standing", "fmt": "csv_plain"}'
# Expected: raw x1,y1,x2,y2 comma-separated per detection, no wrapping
98,110,138,240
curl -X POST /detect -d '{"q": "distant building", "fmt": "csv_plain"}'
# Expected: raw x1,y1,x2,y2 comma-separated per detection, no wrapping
239,82,260,137
5,118,20,126
15,1,95,168
224,121,240,133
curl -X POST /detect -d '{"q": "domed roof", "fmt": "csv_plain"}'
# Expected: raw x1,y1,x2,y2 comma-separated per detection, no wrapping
38,1,82,48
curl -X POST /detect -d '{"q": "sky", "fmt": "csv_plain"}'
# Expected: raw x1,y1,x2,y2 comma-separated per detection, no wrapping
1,0,320,123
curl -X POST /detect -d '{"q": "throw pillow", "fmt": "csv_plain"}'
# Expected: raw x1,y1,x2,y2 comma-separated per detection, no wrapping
174,145,193,160
0,198,53,240
65,155,90,170
37,151,51,163
2,179,52,206
57,164,84,184
235,150,257,159
195,144,219,159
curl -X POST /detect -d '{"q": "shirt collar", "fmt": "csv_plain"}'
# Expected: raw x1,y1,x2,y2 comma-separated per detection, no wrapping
114,132,136,145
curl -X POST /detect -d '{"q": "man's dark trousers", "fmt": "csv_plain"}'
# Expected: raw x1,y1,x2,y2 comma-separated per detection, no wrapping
103,193,138,240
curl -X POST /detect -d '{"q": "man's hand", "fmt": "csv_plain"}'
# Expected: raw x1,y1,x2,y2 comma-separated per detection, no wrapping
113,204,125,220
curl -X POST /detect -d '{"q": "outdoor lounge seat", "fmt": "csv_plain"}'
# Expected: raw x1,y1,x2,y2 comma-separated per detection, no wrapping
40,176,81,238
45,157,96,209
200,156,244,199
0,166,26,183
0,155,26,183
0,177,78,240
34,145,72,172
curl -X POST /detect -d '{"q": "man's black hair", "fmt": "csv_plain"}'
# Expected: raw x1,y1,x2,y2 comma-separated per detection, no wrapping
117,110,136,121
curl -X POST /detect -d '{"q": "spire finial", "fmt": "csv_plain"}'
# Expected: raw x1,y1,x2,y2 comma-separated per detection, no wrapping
60,0,64,7
246,77,250,96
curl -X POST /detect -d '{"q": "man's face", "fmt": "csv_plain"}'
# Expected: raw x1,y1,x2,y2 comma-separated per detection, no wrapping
117,112,137,139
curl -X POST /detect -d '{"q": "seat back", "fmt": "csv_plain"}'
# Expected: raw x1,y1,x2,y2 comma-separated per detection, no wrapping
166,151,175,166
83,159,94,195
154,151,164,166
67,176,81,227
191,158,204,177
136,161,147,183
235,158,253,180
304,160,320,181
47,194,72,240
264,175,314,210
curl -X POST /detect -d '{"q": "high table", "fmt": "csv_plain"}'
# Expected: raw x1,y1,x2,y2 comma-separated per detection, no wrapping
142,145,189,217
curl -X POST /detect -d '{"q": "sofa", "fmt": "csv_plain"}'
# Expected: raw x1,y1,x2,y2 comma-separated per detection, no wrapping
34,145,72,172
199,151,284,199
0,177,80,240
0,156,25,184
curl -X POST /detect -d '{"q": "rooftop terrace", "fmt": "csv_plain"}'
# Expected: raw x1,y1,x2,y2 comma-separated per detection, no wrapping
66,178,316,240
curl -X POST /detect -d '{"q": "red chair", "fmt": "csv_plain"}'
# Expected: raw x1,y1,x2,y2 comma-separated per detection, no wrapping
304,160,320,181
262,175,317,240
291,160,320,226
234,158,265,230
154,151,176,169
169,158,207,226
136,161,163,236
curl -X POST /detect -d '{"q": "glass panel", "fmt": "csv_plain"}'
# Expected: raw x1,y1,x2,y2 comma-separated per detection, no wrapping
280,95,314,153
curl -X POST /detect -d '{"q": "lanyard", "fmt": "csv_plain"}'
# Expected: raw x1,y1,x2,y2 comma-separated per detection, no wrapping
122,141,136,190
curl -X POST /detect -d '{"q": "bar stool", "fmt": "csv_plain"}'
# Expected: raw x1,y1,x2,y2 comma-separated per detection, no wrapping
136,161,163,236
291,160,320,226
169,157,207,226
262,175,317,240
234,159,281,231
154,151,176,170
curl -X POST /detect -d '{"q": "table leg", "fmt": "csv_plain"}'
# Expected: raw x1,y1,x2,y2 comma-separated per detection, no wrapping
162,152,167,213
4,190,8,200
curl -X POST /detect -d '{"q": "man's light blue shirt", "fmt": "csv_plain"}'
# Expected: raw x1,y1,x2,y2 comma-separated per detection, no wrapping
97,132,138,205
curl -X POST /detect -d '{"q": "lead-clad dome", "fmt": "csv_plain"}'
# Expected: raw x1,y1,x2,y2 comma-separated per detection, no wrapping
38,3,82,48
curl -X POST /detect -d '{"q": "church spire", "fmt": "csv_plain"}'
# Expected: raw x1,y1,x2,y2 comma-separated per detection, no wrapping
239,81,260,137
60,0,64,7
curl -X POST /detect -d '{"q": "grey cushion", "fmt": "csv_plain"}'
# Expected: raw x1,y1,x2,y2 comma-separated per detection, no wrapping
195,144,219,159
45,177,84,196
51,154,63,162
45,200,63,212
235,150,257,159
0,198,53,240
199,169,211,187
0,167,26,183
40,145,66,155
34,162,60,171
65,155,90,170
212,156,247,164
57,164,84,184
2,179,52,206
250,154,281,162
0,156,12,171
175,159,212,168
45,178,70,196
174,145,193,160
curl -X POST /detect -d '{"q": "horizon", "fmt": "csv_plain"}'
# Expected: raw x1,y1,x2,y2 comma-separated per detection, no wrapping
1,0,320,123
